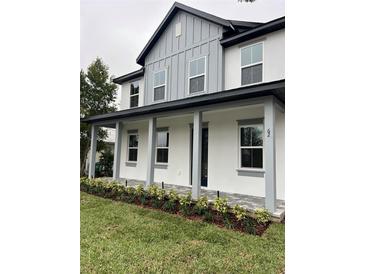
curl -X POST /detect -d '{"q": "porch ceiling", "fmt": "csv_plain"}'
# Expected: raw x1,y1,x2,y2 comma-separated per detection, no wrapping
81,79,284,124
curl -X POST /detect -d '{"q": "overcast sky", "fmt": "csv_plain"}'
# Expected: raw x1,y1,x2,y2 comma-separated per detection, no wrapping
81,0,284,78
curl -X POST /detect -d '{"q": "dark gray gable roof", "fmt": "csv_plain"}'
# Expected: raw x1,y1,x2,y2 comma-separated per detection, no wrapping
81,79,284,124
136,2,262,66
220,16,285,47
113,68,144,84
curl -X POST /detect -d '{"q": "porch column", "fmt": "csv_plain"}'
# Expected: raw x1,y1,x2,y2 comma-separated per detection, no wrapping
146,117,156,186
112,121,123,180
264,97,277,212
88,124,98,179
192,111,202,200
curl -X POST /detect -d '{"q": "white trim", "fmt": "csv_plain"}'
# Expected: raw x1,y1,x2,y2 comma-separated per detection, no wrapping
240,41,264,87
153,69,167,103
238,123,264,170
188,56,207,95
155,130,169,164
127,132,139,163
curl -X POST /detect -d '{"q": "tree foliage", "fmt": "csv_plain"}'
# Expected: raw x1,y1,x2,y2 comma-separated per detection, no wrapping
80,58,117,176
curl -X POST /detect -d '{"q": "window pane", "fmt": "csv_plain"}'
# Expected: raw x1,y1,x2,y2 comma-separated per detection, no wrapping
241,64,262,85
154,86,165,101
129,135,138,147
130,95,139,108
128,148,138,162
156,131,168,147
240,127,251,146
130,81,139,95
241,148,252,168
251,64,263,84
252,148,263,168
190,60,197,76
251,126,263,146
241,47,251,66
252,43,263,63
189,75,205,93
197,57,205,75
154,71,165,87
157,148,168,163
241,67,251,86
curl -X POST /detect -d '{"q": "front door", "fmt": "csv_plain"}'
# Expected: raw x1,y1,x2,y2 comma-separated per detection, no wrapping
190,127,208,187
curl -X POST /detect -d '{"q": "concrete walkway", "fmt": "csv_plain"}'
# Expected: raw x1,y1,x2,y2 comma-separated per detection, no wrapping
103,177,285,220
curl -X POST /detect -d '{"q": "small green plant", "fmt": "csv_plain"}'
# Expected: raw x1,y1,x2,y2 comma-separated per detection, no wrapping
203,210,213,222
162,190,179,212
168,190,179,202
194,196,209,215
179,192,193,216
213,197,229,215
147,185,159,198
232,205,247,221
254,208,271,224
135,185,144,196
125,187,136,203
243,217,256,235
156,188,166,201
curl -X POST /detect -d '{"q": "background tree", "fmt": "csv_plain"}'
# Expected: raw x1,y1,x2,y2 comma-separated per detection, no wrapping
80,58,117,176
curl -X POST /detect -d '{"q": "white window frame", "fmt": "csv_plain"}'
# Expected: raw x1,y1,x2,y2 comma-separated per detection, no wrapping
240,41,264,87
129,81,139,108
153,69,167,102
127,133,138,163
188,56,207,95
155,130,169,165
238,124,264,171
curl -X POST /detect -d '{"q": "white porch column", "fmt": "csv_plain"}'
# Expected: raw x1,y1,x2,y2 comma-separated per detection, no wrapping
264,97,277,212
146,117,156,186
88,124,98,179
112,121,123,180
192,111,202,200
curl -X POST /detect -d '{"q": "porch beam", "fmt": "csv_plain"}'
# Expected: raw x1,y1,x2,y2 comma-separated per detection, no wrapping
88,124,98,179
192,111,202,200
146,117,157,186
264,97,277,212
112,121,123,180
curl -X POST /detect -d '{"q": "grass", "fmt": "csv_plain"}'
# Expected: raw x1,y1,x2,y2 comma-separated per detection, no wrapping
81,192,285,273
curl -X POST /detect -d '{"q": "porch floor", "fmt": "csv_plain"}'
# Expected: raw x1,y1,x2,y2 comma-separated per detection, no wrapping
104,178,285,220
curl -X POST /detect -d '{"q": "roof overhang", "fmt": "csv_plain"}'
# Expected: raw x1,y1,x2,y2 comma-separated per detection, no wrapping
81,79,285,124
113,68,144,85
220,16,285,47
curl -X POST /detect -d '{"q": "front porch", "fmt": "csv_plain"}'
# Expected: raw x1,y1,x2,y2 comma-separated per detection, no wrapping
82,81,285,216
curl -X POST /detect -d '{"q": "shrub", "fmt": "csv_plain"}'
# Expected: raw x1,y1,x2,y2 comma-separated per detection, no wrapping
243,217,256,235
179,192,193,216
125,187,136,203
147,185,159,198
194,196,209,215
254,208,271,224
232,205,247,221
213,197,229,215
162,190,179,212
203,210,213,222
156,188,166,201
168,190,179,202
135,185,145,196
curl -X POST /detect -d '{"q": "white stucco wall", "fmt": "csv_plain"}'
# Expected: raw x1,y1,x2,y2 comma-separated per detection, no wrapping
117,105,285,200
224,29,285,90
119,77,145,111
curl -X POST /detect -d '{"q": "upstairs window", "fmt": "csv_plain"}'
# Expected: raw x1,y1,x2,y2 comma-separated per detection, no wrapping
156,130,169,164
189,56,206,94
130,81,139,108
239,124,263,169
127,132,138,162
241,42,263,86
153,70,166,101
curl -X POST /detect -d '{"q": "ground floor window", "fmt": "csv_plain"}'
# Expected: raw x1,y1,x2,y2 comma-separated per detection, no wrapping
239,124,263,168
127,132,138,162
156,130,169,164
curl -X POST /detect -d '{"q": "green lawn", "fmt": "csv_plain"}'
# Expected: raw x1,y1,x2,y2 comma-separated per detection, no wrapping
81,192,285,273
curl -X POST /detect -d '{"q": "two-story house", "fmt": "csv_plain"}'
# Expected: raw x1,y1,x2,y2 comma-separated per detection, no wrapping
82,2,285,214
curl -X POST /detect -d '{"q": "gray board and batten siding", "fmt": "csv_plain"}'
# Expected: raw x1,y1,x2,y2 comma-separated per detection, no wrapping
144,11,224,105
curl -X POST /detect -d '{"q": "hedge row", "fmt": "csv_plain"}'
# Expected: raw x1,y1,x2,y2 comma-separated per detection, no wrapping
80,177,271,236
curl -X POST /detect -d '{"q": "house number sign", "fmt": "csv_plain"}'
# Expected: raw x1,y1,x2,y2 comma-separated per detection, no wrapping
267,128,271,137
